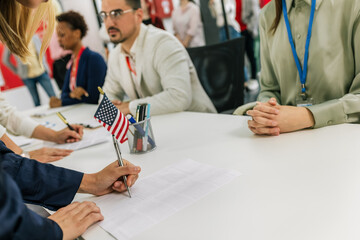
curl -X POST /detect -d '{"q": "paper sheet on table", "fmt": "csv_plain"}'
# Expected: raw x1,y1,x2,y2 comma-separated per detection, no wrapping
9,135,35,147
86,159,241,240
31,105,77,118
75,120,102,129
44,128,110,150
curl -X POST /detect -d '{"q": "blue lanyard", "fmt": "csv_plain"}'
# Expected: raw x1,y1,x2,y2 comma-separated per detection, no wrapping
282,0,316,93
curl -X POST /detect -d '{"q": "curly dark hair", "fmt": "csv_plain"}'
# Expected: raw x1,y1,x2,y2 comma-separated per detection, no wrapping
56,11,88,38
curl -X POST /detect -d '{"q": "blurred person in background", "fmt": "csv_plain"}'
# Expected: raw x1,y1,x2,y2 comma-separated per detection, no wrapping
236,0,260,91
209,0,241,42
49,0,72,90
172,0,205,48
141,0,165,29
2,34,56,107
49,11,107,108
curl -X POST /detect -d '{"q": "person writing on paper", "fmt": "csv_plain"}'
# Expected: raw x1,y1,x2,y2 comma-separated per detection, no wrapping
49,11,107,108
1,141,141,239
0,1,141,239
101,0,217,116
234,0,360,135
0,88,83,162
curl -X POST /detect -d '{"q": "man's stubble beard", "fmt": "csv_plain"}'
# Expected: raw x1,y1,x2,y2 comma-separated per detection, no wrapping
110,33,127,44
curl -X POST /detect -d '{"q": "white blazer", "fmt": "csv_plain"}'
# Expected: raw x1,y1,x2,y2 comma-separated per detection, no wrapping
103,24,217,115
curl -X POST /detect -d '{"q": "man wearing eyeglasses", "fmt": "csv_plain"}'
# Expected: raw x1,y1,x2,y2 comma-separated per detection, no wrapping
101,0,217,116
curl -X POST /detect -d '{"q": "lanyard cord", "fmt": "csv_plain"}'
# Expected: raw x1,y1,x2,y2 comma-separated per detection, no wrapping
126,56,137,76
282,0,316,93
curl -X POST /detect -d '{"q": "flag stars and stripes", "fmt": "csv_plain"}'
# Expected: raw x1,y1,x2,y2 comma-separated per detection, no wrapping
94,94,129,144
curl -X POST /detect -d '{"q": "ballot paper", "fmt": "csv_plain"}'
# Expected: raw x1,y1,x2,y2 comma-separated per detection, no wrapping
87,159,241,240
8,135,35,147
44,128,109,150
31,105,77,118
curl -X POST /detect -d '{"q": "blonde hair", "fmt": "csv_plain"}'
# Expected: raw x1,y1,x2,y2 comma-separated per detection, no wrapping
0,0,55,60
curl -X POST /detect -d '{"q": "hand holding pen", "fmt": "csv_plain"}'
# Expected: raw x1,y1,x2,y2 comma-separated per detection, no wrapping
56,112,84,143
112,135,132,197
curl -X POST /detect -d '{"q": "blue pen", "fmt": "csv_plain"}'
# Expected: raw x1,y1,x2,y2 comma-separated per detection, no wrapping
126,114,155,147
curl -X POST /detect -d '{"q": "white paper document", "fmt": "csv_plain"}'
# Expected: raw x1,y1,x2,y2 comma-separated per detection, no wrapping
44,128,109,150
31,105,77,118
87,159,241,240
75,120,102,129
8,135,35,147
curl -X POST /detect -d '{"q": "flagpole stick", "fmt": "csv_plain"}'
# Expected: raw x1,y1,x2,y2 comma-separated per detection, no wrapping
98,86,105,95
96,87,132,197
112,135,132,198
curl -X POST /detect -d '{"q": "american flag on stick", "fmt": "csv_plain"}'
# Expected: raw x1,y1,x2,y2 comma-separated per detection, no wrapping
94,88,129,143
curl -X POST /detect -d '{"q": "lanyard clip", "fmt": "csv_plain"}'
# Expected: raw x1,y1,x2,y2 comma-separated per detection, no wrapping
300,92,307,101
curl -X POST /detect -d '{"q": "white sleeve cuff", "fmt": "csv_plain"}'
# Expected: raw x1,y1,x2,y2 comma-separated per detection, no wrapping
0,125,6,138
18,116,39,138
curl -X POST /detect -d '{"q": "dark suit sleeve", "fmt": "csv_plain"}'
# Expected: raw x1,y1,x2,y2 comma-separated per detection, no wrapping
0,167,63,240
61,50,107,106
60,67,76,106
83,53,107,104
0,142,83,211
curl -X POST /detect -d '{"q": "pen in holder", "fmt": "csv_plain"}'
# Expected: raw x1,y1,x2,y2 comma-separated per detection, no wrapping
127,117,156,154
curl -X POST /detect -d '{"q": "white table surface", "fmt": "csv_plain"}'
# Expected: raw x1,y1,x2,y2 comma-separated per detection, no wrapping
26,104,360,240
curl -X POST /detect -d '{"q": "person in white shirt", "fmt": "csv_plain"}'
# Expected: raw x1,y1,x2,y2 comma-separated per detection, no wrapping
101,0,216,115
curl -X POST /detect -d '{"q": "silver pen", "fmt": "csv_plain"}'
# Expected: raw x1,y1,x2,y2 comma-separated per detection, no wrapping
112,135,132,198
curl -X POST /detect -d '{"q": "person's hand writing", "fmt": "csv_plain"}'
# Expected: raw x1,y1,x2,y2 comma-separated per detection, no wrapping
79,160,141,196
29,147,73,163
112,100,130,115
49,96,62,108
53,124,84,143
48,201,103,240
70,87,89,100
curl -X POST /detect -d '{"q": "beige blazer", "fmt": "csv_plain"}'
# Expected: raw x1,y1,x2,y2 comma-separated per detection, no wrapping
103,24,216,115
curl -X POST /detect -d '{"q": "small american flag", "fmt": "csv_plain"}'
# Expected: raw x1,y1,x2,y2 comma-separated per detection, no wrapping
94,94,129,143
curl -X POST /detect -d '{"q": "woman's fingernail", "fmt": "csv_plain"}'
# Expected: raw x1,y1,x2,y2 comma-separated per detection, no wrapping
132,167,140,171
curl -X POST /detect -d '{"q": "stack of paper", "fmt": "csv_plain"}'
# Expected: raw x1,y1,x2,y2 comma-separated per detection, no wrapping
31,105,77,118
44,128,110,150
8,135,35,147
87,159,241,239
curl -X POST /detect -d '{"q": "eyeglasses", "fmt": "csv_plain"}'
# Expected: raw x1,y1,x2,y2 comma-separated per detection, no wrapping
98,9,134,22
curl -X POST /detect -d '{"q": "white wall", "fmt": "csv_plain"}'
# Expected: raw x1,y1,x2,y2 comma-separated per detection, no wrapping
60,0,106,58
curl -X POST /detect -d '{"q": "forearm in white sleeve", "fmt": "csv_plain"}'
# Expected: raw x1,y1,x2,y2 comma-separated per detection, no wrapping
0,93,39,137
